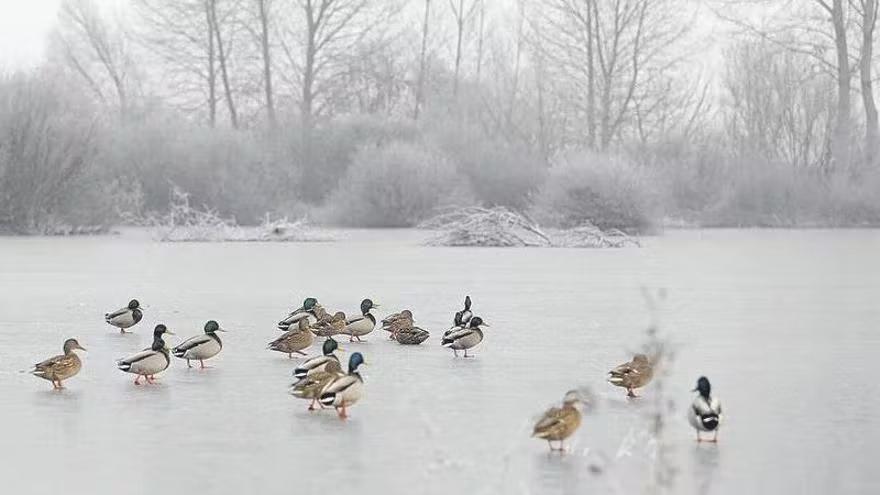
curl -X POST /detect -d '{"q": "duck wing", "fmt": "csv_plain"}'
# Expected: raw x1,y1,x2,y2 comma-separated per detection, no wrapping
441,327,474,345
32,353,75,375
105,306,128,320
172,334,213,356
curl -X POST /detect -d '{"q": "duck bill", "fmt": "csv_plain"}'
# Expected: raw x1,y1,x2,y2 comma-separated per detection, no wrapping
77,345,88,352
165,330,176,335
216,328,228,332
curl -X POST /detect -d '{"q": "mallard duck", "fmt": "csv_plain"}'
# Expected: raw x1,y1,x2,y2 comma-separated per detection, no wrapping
532,390,585,452
293,338,342,379
311,311,346,337
278,297,321,331
441,316,488,357
105,299,143,333
268,318,314,358
395,326,430,345
688,376,723,442
453,295,473,327
172,320,226,369
290,359,344,411
607,353,654,397
30,338,86,389
339,299,378,342
117,324,174,385
381,310,413,340
319,352,366,419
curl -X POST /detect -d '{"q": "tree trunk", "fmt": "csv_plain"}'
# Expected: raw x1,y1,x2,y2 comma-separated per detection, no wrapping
861,0,878,168
831,0,852,170
258,0,276,129
209,0,238,128
452,0,464,98
475,0,485,83
205,1,217,127
586,0,596,150
413,0,431,120
301,1,318,170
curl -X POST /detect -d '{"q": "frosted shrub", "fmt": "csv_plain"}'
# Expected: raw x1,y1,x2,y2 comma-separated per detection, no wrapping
532,153,655,234
321,141,468,227
98,118,292,225
430,124,545,209
0,71,107,234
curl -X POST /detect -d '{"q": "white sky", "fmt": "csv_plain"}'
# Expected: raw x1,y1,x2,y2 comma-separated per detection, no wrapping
0,0,62,70
0,0,729,75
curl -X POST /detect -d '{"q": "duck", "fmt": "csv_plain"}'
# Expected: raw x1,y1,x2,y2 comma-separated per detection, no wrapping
319,352,366,419
441,316,488,357
290,358,344,411
117,324,174,385
607,353,654,398
688,376,723,442
105,299,144,333
532,390,585,452
339,299,378,342
172,320,226,369
29,338,86,389
453,295,473,327
395,326,430,345
381,309,413,340
278,297,321,331
268,318,314,358
311,311,346,338
293,338,342,379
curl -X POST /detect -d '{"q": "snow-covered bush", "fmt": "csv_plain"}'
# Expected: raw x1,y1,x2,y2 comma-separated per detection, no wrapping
320,141,468,227
532,153,656,234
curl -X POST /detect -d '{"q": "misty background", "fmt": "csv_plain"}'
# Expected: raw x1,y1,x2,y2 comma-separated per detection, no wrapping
1,0,879,234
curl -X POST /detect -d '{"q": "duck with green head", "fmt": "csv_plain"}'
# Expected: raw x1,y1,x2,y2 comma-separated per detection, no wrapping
290,341,345,411
688,376,723,442
340,299,378,342
441,316,488,357
293,338,343,379
454,295,473,327
30,338,87,389
319,352,366,419
117,324,175,385
172,320,226,369
278,297,321,331
105,299,143,333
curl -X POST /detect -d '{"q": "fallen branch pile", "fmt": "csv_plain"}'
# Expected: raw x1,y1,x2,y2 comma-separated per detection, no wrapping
420,206,639,248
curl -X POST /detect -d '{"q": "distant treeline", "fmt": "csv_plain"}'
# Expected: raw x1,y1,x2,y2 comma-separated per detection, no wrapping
1,1,880,233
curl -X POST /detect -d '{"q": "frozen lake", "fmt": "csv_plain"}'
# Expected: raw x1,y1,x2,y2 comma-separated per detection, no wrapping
1,228,878,494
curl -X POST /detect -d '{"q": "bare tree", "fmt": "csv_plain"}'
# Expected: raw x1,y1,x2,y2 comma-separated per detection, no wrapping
856,0,879,167
275,1,396,142
714,0,865,169
724,38,833,169
54,0,135,114
535,0,689,151
207,0,239,128
448,0,479,98
823,0,853,169
135,0,244,127
413,0,432,120
255,0,277,128
0,72,96,232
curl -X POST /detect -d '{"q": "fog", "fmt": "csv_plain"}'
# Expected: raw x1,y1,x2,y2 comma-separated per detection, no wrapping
1,0,877,234
2,2,880,494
